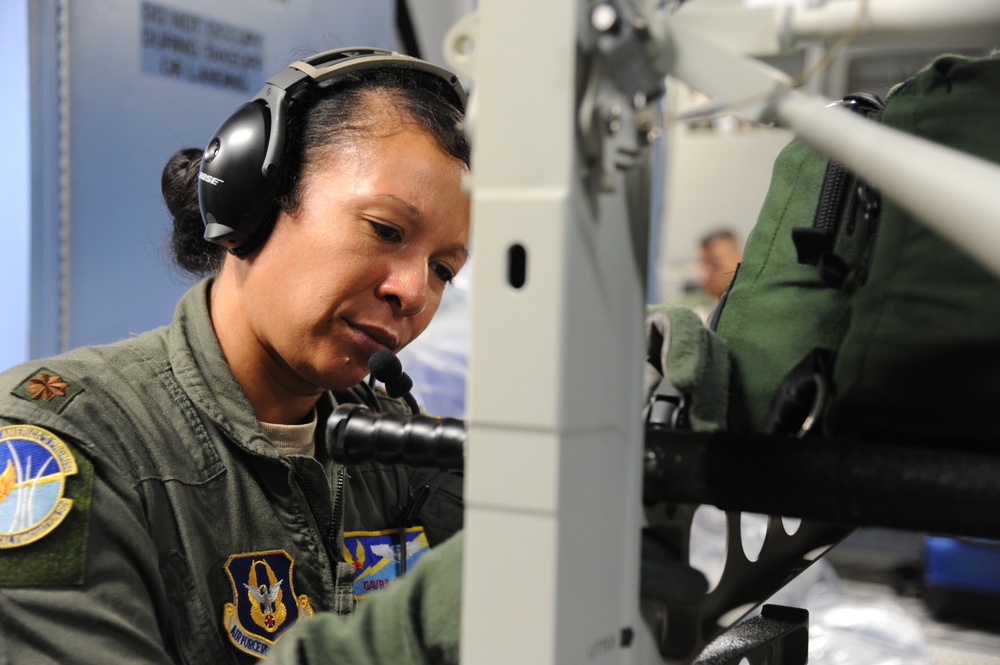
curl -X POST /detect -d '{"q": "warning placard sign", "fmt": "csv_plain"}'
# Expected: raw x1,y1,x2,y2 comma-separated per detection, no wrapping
141,2,264,94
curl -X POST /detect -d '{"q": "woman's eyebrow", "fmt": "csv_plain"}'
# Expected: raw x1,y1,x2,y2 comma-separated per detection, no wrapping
375,193,425,221
445,242,470,264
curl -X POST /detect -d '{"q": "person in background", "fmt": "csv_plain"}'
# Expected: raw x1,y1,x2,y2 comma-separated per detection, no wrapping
0,48,468,663
697,229,743,302
676,228,743,322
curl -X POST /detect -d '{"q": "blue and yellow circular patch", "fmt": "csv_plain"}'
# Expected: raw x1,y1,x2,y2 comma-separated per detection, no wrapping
0,425,78,549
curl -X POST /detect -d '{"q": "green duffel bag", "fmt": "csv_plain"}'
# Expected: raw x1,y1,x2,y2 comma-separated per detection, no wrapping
713,52,1000,444
712,93,884,435
825,54,1000,447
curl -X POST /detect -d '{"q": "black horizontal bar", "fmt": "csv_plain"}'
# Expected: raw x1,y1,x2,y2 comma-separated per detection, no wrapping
644,428,1000,540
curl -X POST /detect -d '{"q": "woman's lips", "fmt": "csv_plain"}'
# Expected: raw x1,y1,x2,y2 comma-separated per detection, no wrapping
347,322,398,355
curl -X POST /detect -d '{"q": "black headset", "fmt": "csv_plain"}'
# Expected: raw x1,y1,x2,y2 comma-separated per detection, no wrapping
197,47,467,254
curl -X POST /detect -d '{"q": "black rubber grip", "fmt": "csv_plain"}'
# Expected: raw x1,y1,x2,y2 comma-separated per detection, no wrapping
326,404,466,470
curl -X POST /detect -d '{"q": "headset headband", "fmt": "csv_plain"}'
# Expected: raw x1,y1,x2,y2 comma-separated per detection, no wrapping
253,47,467,181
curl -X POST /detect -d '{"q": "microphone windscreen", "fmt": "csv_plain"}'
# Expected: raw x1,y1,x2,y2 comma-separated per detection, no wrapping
384,373,414,399
368,349,402,381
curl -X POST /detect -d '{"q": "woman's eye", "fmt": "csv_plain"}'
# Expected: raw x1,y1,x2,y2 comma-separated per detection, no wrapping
370,221,402,243
432,263,455,284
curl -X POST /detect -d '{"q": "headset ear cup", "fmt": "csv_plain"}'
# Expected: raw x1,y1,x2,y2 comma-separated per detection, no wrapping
198,101,280,251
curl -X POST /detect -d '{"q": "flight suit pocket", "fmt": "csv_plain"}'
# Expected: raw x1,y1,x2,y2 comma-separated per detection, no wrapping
160,550,235,664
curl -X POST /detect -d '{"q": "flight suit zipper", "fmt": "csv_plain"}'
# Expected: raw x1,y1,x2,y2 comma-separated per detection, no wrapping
330,465,346,545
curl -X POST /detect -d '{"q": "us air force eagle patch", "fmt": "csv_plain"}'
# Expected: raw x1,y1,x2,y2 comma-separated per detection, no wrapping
222,550,314,659
0,425,78,549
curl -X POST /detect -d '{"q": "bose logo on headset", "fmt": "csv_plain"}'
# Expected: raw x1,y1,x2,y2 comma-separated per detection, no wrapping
197,47,466,255
198,173,224,186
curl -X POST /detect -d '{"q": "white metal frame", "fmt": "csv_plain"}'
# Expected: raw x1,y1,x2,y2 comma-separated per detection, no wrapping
450,2,648,662
447,1,1000,663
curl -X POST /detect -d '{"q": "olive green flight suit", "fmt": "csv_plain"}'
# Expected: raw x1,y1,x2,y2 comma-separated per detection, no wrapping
0,279,462,664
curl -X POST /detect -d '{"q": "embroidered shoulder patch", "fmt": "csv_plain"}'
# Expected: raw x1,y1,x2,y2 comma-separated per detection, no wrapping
0,424,93,586
11,368,84,414
343,527,431,598
0,425,79,548
222,550,314,659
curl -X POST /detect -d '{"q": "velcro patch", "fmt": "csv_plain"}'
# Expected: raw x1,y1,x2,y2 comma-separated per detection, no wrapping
11,368,84,414
0,424,93,586
343,527,431,598
222,550,314,659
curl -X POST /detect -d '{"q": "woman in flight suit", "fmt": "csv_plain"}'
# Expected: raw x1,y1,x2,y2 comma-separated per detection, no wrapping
0,48,468,663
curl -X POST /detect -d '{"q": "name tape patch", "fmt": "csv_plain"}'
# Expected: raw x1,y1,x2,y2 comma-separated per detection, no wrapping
343,527,431,598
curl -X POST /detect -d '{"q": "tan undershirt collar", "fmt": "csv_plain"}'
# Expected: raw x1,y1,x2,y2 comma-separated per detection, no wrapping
261,410,317,457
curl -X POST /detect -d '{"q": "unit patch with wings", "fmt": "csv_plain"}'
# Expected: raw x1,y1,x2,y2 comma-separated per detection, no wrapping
222,550,314,659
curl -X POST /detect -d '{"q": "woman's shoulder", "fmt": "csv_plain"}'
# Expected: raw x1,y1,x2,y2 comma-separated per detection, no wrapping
0,328,172,412
0,326,221,482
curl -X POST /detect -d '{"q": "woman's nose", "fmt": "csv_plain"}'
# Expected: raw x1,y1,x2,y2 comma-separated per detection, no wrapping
379,263,429,316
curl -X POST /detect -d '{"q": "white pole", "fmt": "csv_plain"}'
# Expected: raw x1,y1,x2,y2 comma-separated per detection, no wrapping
665,18,1000,279
771,92,1000,280
787,0,1000,47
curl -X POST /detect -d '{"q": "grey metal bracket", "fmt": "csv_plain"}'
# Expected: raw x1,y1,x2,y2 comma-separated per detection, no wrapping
693,605,809,665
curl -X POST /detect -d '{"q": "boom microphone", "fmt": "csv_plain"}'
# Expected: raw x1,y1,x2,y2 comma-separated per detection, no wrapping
368,349,419,413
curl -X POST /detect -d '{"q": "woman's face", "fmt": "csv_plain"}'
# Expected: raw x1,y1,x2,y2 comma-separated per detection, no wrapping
228,117,470,394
